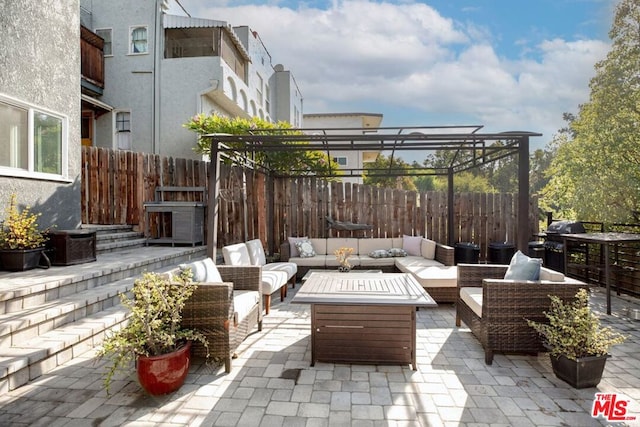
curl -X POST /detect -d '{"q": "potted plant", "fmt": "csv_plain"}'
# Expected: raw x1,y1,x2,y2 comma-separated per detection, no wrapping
527,288,626,388
334,246,354,272
97,269,209,395
0,194,50,271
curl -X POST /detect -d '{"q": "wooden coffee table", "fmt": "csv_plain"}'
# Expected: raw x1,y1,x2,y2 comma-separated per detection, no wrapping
291,272,436,370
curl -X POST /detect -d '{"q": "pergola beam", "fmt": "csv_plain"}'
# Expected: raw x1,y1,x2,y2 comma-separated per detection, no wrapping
203,126,541,259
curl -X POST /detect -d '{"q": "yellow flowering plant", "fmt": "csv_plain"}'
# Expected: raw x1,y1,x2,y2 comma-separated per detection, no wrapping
0,194,48,250
334,247,354,268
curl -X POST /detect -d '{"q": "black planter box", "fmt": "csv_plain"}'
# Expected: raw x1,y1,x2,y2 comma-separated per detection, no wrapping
550,353,609,389
49,230,97,266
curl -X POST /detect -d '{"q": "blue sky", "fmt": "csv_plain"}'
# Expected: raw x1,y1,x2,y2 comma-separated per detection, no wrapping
168,0,615,152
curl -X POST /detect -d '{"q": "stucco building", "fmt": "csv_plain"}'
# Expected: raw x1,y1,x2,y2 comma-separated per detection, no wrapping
80,0,303,160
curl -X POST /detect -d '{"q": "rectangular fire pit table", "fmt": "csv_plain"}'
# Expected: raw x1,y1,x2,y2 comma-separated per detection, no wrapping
291,272,436,370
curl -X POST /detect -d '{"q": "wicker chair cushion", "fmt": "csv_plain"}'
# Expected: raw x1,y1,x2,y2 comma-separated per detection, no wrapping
403,235,423,256
420,238,437,260
222,243,252,266
262,262,297,280
261,270,288,294
179,258,222,283
246,239,267,266
504,250,542,280
459,287,483,317
233,290,260,323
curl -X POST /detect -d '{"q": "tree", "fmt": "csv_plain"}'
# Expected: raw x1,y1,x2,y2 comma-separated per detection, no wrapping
184,114,340,177
363,154,417,191
542,0,640,222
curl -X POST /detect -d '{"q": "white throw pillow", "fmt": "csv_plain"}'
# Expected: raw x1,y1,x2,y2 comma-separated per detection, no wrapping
180,258,223,283
403,235,423,256
295,239,316,258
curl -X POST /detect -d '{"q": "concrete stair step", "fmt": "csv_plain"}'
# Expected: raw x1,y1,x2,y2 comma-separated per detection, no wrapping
96,238,147,254
0,244,207,395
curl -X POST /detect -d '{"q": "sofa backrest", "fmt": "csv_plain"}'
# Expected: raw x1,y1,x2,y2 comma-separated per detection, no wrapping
326,238,360,256
222,243,252,266
358,238,393,255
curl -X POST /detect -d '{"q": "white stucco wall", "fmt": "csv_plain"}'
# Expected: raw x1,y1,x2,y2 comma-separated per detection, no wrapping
0,0,82,229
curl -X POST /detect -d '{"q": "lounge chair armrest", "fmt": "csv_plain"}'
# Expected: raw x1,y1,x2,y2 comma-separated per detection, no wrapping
183,281,234,329
217,265,262,293
435,243,455,266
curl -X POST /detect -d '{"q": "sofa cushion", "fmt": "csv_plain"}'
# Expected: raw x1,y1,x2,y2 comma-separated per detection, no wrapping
295,239,316,258
261,270,288,295
179,258,222,283
403,235,422,256
421,238,437,260
460,287,483,318
233,290,260,323
263,262,297,280
246,239,267,266
504,250,542,281
395,256,443,272
222,243,252,266
288,236,308,258
308,238,328,255
407,265,457,288
358,238,393,255
359,255,396,267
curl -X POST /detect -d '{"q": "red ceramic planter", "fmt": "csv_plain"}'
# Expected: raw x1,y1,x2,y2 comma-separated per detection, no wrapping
137,341,192,395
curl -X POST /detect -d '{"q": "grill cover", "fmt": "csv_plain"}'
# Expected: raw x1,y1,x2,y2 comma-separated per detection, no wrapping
545,220,586,235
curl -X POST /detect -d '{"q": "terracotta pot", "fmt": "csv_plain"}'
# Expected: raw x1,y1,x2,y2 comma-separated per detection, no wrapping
137,341,192,395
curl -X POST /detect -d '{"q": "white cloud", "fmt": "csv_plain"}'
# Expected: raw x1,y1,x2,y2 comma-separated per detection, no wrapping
173,0,610,148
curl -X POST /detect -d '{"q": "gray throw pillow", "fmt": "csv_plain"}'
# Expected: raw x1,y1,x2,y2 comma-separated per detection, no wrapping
387,247,408,257
504,250,542,281
369,249,390,258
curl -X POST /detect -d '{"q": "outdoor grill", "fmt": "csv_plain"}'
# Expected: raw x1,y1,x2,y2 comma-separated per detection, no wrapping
543,220,586,272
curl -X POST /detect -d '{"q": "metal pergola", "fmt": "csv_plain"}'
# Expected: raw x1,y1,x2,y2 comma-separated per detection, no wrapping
203,125,542,258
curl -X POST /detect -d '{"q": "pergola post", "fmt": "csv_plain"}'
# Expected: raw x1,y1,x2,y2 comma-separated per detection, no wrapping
517,135,530,253
447,168,455,246
206,140,221,260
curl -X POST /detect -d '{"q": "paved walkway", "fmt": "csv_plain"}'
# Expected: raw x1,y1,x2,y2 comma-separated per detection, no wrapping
1,286,639,427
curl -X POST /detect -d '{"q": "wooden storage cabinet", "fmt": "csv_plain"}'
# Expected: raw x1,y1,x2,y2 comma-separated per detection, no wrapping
311,304,415,367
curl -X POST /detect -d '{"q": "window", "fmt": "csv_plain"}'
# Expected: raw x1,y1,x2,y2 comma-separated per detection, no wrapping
333,156,348,166
96,28,112,56
0,94,67,178
116,111,131,150
256,73,263,106
130,26,148,54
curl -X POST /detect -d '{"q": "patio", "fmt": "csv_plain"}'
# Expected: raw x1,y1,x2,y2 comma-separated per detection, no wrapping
1,274,639,427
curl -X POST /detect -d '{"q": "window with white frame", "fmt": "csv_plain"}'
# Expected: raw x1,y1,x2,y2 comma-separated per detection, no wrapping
256,73,263,106
130,26,148,54
333,156,348,166
96,28,112,56
116,111,131,150
0,94,66,178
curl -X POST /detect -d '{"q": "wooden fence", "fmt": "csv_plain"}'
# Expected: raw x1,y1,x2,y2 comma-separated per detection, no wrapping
80,147,538,260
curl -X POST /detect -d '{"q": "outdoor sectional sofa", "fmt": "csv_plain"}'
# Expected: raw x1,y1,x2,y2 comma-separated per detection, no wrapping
455,263,588,365
280,236,457,302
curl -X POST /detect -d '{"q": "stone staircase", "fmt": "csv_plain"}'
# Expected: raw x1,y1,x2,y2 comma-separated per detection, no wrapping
0,225,207,395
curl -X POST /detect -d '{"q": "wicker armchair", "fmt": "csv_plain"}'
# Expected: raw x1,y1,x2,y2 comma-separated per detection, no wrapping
181,265,262,373
456,263,587,365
